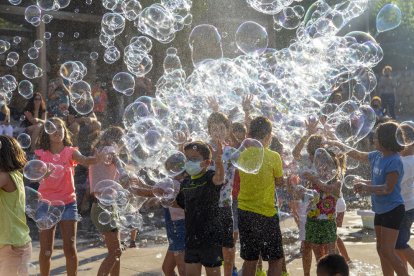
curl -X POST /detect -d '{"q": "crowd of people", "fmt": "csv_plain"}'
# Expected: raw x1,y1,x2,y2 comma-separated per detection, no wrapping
0,65,412,276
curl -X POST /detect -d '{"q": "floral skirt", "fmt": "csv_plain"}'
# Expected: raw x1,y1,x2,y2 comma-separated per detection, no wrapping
305,219,337,245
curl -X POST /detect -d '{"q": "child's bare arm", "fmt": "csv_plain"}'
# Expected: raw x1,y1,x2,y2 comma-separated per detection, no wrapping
212,141,225,185
72,149,104,166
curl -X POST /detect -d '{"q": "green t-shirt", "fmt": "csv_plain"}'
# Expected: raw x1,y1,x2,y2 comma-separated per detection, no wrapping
0,171,31,248
238,148,283,217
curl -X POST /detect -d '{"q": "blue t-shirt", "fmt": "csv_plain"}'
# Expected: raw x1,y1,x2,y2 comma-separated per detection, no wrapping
368,151,404,214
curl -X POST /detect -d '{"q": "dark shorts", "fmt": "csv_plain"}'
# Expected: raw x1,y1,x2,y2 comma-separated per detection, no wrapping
238,209,284,261
305,219,337,244
396,208,414,249
232,199,239,232
166,219,186,252
90,202,118,233
374,204,405,230
185,245,223,267
219,207,234,248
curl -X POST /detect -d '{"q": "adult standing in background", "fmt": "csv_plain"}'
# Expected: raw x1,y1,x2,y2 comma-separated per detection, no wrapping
377,66,397,119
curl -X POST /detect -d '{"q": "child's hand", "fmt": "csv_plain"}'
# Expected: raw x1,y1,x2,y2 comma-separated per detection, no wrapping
206,96,219,112
214,140,224,160
305,116,318,135
354,182,368,194
242,94,253,113
288,174,301,186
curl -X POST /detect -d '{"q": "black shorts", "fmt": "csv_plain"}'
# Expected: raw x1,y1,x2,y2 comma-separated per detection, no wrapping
219,207,234,248
374,204,405,230
185,245,223,267
238,209,284,261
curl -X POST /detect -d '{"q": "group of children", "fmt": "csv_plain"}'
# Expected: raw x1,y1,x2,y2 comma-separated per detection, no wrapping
0,101,413,276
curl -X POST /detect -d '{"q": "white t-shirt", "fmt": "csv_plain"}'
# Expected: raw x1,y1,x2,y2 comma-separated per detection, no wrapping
401,156,414,211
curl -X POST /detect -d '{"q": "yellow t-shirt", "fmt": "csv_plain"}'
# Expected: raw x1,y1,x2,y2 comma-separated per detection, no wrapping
0,171,31,248
238,148,283,217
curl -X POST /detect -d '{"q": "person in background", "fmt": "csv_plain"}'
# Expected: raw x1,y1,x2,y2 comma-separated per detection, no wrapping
395,142,414,269
371,96,385,120
91,79,108,124
376,65,397,119
21,92,47,151
0,104,13,136
0,136,32,276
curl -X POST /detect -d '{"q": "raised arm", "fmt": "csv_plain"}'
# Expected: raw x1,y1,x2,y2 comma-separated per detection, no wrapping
292,117,319,160
72,149,103,167
355,172,400,196
212,140,225,185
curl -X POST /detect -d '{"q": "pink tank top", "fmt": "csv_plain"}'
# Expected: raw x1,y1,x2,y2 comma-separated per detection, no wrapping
35,147,78,204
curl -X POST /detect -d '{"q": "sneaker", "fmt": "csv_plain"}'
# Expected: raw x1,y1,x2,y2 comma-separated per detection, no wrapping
232,267,238,276
256,269,266,276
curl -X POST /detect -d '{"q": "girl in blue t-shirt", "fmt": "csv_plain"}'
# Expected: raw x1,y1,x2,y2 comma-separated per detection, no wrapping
334,121,408,276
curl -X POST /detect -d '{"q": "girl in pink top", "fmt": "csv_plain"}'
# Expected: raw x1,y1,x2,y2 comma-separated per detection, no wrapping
35,117,103,276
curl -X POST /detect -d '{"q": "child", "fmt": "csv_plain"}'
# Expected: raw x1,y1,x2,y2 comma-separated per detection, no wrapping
162,157,188,276
395,143,414,269
88,126,129,276
0,104,13,136
237,116,285,276
371,96,385,119
175,141,224,276
302,143,345,262
338,121,408,276
0,136,32,276
207,112,237,276
35,117,103,276
316,254,349,276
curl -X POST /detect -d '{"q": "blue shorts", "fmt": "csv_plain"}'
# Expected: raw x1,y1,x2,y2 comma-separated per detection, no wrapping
396,208,414,249
166,219,186,252
36,201,79,222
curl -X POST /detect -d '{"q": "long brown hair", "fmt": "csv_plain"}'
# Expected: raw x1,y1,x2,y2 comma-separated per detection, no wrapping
0,135,27,172
25,92,46,115
37,117,73,151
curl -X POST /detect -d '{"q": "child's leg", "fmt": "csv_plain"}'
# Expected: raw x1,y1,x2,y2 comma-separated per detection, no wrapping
162,251,177,276
268,258,283,276
39,226,56,276
376,225,408,276
222,247,235,276
186,263,202,276
205,266,221,276
60,221,78,276
243,259,258,276
98,231,122,276
301,241,312,276
129,229,138,248
173,251,186,276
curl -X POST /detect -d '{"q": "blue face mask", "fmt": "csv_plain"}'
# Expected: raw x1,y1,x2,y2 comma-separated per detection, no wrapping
185,160,203,176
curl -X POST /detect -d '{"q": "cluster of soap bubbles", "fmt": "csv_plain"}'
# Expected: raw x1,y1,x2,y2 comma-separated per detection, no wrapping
25,187,66,230
23,159,65,182
92,179,147,236
123,36,153,77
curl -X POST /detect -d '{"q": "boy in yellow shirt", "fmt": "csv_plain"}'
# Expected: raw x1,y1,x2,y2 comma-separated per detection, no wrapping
237,117,285,276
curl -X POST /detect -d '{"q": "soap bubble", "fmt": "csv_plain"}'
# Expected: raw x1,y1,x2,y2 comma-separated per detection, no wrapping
60,61,83,82
163,47,182,73
152,178,180,207
0,40,10,54
313,148,337,184
112,72,135,96
44,120,57,134
122,0,142,21
22,63,43,79
246,0,289,15
273,6,305,30
144,128,165,151
396,121,414,147
90,52,99,60
171,121,189,144
376,4,402,33
58,32,64,38
230,138,264,174
101,13,125,37
189,24,223,67
69,81,94,115
6,52,19,67
104,46,121,64
93,180,127,206
9,0,22,5
18,80,34,99
34,39,43,49
74,32,79,38
235,21,268,55
23,160,48,181
44,32,52,39
28,47,39,60
164,152,186,177
343,174,365,189
13,36,21,44
25,5,41,26
42,14,53,24
98,210,112,225
17,133,31,149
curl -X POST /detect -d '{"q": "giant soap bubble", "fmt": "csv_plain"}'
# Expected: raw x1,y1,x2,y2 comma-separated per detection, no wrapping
376,4,402,33
235,21,268,55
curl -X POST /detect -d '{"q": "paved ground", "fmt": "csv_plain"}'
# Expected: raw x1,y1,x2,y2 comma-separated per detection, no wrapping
26,210,414,275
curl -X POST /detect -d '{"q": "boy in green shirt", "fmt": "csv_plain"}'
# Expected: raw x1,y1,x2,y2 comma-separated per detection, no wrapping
237,117,285,276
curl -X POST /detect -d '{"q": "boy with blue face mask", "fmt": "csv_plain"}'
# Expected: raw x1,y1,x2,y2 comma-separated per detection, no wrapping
175,141,225,276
